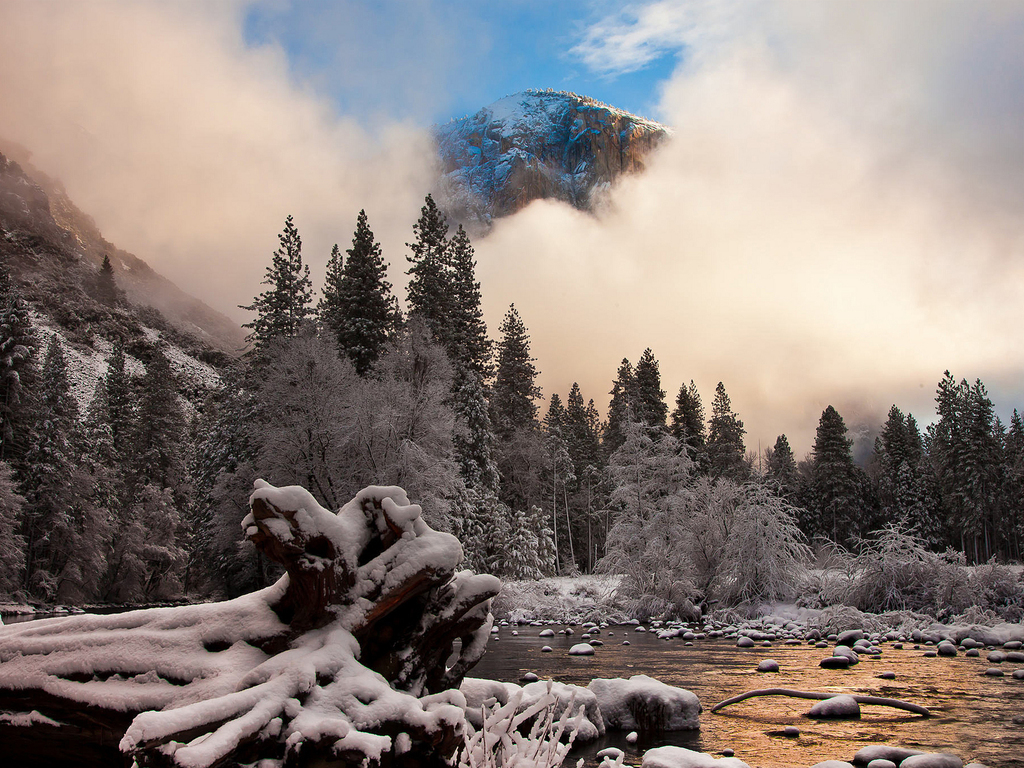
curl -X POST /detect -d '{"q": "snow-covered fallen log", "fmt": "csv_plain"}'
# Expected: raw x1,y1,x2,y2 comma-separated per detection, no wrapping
0,481,500,768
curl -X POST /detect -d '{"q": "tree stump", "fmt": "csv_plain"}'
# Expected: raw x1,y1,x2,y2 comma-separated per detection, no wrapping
0,481,500,767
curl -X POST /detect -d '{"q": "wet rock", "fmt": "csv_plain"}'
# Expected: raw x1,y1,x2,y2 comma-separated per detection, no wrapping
937,642,958,657
923,650,937,658
809,761,852,768
820,656,851,669
641,745,751,768
900,754,964,768
1005,651,1024,663
1003,640,1022,650
878,671,896,680
838,629,865,646
854,745,926,764
965,648,980,657
983,668,1004,676
622,640,631,646
866,761,897,768
569,643,595,656
757,659,779,673
736,636,755,648
987,650,1006,662
521,672,539,682
808,694,861,719
541,645,553,652
539,628,555,637
1012,669,1024,679
833,646,860,664
782,726,800,737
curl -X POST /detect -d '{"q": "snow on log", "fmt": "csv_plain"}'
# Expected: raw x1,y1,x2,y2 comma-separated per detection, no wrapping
0,481,500,768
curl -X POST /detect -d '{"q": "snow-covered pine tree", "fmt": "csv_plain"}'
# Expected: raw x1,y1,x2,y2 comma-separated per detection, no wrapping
20,338,89,599
446,225,492,379
490,304,541,440
240,215,314,355
706,382,747,481
804,405,862,544
765,434,798,497
0,461,26,597
132,345,186,494
318,211,398,376
634,348,667,432
0,263,38,467
670,380,707,470
405,194,453,348
450,368,499,493
1003,410,1024,562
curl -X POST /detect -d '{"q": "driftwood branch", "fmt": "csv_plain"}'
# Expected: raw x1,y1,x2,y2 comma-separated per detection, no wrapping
0,481,501,768
710,688,930,717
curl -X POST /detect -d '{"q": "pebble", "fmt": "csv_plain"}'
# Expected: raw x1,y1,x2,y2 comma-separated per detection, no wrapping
923,650,937,658
1006,651,1024,663
521,672,539,682
965,648,980,657
983,668,1004,677
541,646,553,653
625,731,638,745
782,726,800,737
722,748,735,757
878,671,896,680
892,643,904,649
737,636,755,648
622,640,630,646
539,629,555,638
757,659,780,673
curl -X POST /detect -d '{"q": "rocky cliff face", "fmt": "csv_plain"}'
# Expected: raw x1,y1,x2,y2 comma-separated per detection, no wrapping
434,90,668,228
0,142,244,359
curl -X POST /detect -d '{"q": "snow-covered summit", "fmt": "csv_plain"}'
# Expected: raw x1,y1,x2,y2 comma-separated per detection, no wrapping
434,89,669,228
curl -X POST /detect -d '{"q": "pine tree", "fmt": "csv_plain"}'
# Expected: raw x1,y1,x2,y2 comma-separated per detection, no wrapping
669,380,707,469
0,263,38,466
634,348,667,432
1003,409,1024,562
490,304,541,440
405,194,453,347
604,359,636,454
766,434,798,497
20,338,84,598
132,345,185,493
447,225,492,378
0,461,26,597
451,369,499,492
95,255,119,306
804,405,862,544
240,215,313,354
100,340,135,457
318,211,398,376
706,382,747,481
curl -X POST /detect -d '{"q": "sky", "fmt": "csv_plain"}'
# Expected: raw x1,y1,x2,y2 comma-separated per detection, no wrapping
2,0,1024,458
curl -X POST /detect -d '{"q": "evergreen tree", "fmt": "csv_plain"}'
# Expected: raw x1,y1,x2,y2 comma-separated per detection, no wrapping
669,380,707,469
604,359,636,454
95,255,119,306
451,369,499,492
100,340,135,457
0,461,26,597
240,215,313,354
766,434,798,497
405,194,452,347
873,405,933,540
133,345,185,493
490,304,541,440
0,263,38,466
318,211,398,375
564,383,603,476
1002,409,1024,562
634,348,667,431
447,225,492,378
804,405,862,544
20,338,86,599
706,382,747,481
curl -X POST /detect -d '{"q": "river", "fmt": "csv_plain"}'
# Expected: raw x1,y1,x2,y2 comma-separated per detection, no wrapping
471,624,1024,768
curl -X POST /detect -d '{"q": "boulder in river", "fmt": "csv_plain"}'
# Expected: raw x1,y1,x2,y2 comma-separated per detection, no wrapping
900,754,964,768
808,694,861,719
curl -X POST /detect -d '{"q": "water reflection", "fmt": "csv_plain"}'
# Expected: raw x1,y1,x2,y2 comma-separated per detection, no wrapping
472,626,1024,768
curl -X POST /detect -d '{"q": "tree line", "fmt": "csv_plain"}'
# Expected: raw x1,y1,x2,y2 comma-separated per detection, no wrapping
0,194,1021,606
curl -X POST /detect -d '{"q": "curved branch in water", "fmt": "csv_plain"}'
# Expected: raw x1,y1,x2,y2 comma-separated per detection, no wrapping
710,688,929,717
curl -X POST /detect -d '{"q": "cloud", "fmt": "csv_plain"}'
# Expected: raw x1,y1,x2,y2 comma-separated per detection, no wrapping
475,0,1024,456
0,0,437,323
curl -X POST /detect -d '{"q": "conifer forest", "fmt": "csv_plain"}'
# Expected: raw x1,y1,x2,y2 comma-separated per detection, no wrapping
1,195,1022,623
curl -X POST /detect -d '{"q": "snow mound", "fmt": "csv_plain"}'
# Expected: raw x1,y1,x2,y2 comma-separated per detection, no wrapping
588,674,701,732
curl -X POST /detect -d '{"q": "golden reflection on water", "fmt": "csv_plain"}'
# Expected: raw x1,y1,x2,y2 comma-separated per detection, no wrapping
471,626,1024,768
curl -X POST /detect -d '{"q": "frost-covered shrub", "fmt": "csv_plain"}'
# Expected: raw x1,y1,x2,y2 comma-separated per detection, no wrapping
459,683,587,768
966,562,1024,621
844,524,938,613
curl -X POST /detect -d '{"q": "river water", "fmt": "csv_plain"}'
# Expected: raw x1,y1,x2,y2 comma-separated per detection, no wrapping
471,625,1024,768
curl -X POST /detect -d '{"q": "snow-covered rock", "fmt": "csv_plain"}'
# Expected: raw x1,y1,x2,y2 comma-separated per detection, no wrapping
588,675,700,732
641,745,751,768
